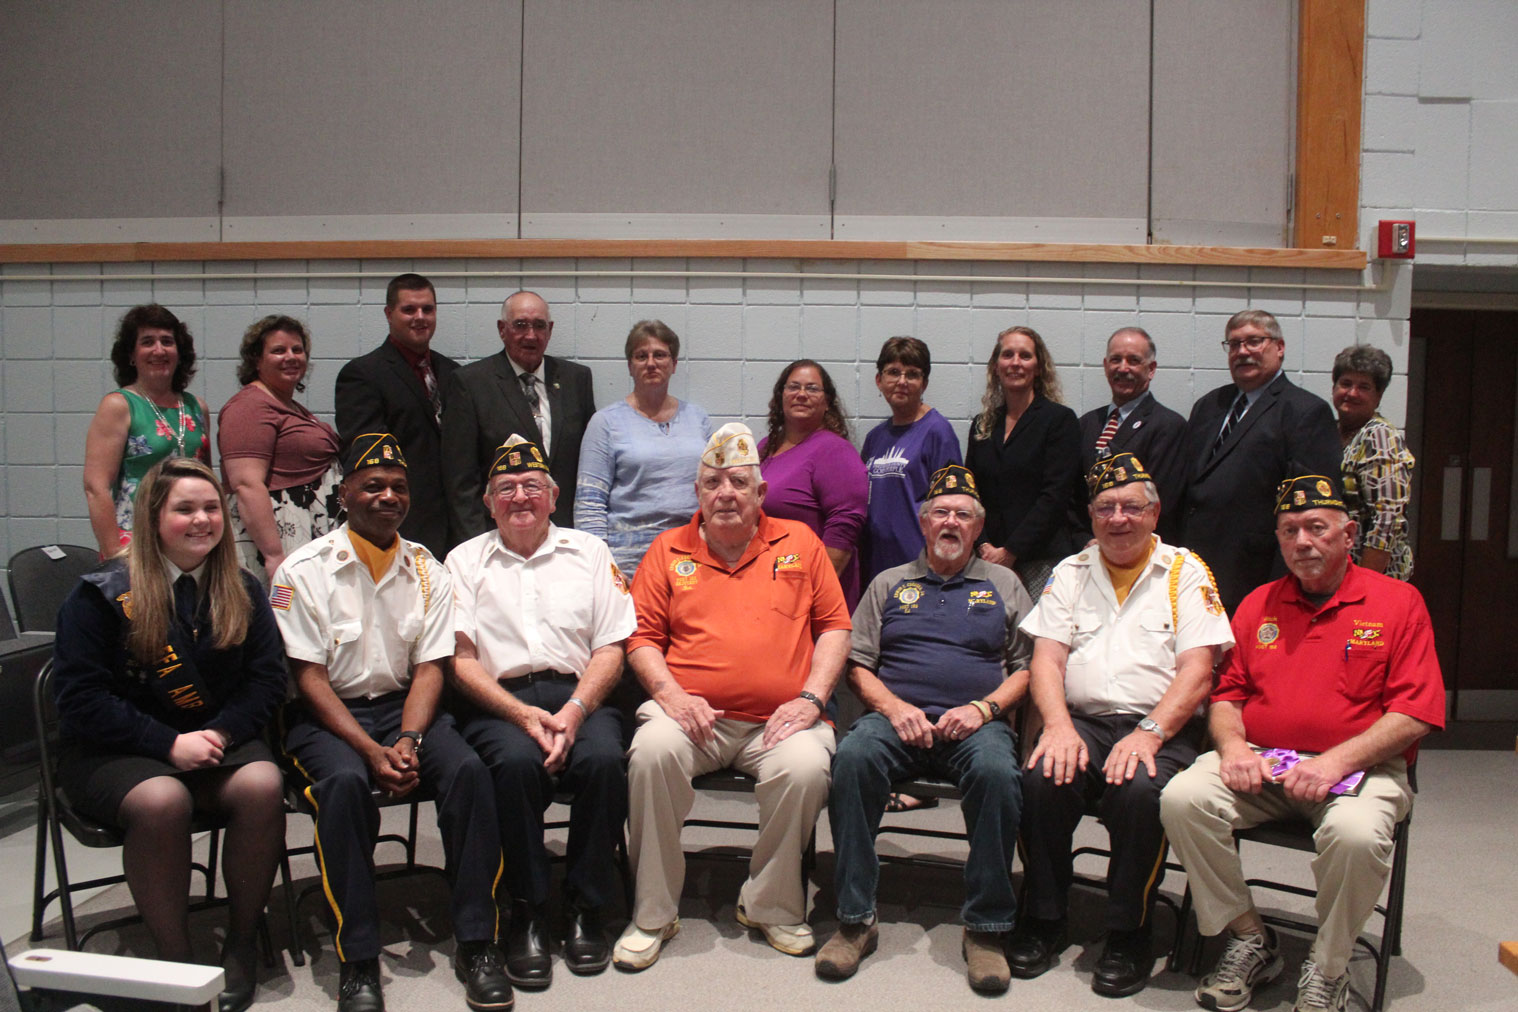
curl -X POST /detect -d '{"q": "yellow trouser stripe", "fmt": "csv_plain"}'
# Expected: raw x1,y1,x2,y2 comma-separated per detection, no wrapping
1136,833,1169,928
282,718,350,963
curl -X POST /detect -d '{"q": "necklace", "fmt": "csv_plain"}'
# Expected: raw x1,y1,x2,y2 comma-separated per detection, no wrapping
134,387,188,456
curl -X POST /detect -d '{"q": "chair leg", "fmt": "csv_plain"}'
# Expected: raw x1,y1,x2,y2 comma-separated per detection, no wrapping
204,827,221,902
45,802,80,950
31,794,50,941
405,801,420,870
1167,883,1194,974
280,851,306,967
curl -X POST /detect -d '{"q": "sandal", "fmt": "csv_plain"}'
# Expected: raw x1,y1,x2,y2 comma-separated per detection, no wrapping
884,792,939,813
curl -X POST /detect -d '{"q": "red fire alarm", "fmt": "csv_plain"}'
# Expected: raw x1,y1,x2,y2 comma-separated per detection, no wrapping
1378,220,1415,258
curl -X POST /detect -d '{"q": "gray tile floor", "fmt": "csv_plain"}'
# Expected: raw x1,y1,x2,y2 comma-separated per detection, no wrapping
5,749,1516,1011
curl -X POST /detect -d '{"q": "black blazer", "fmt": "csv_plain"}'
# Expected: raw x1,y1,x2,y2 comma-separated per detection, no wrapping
441,351,596,537
965,397,1087,563
1078,392,1188,542
334,340,460,558
1178,374,1340,611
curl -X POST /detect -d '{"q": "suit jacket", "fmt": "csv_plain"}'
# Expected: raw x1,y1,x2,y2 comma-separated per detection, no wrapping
334,340,459,558
1179,373,1340,611
1078,392,1188,542
965,396,1087,562
441,351,596,537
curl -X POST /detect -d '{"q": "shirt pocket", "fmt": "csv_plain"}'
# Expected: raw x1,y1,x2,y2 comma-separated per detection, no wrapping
1339,646,1388,704
770,569,809,619
330,619,364,649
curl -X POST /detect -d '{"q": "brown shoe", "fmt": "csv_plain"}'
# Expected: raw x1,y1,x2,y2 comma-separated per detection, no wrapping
815,921,879,980
962,929,1011,994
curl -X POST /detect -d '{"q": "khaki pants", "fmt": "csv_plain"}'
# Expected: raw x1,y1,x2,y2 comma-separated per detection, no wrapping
626,700,835,930
1160,749,1412,978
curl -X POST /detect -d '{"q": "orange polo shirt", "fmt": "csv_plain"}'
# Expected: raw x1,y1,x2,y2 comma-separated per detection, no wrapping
630,512,851,722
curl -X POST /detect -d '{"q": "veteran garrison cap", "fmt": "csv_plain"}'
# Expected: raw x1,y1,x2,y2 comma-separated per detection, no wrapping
343,433,407,475
701,422,760,469
923,463,980,503
1087,451,1153,496
490,434,551,478
1274,474,1348,515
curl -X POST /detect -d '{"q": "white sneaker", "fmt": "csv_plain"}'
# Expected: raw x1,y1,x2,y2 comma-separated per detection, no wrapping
736,904,816,956
1195,928,1284,1012
1292,960,1349,1012
612,919,680,972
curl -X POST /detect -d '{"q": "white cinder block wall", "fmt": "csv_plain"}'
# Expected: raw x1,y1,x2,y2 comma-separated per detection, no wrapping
1360,0,1518,267
1,257,1403,571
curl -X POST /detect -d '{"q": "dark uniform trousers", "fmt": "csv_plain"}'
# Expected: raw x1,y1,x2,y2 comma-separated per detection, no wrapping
284,693,503,962
1019,711,1202,932
456,678,626,911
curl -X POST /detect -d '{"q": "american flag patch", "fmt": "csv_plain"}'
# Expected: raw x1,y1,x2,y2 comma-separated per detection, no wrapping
269,584,294,610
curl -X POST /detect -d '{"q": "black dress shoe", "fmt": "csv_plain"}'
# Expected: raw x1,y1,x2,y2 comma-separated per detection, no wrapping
504,900,552,989
1006,917,1067,980
337,957,385,1012
563,908,611,975
217,939,257,1012
217,979,255,1012
1091,927,1153,997
455,940,515,1011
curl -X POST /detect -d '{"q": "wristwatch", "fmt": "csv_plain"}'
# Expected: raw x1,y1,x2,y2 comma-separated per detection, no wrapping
798,690,826,712
1137,717,1164,740
396,730,425,752
980,699,1002,719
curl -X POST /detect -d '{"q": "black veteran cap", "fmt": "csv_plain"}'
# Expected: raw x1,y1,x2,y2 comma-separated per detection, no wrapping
1087,451,1153,496
490,434,551,479
1274,474,1348,515
923,464,980,503
343,433,407,475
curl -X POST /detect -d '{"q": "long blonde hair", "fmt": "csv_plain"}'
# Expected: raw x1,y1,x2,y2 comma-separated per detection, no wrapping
125,458,250,664
973,326,1064,440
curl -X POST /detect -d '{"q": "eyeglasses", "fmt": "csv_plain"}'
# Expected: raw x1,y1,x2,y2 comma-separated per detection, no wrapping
927,507,976,523
1092,502,1154,520
491,480,550,500
784,383,824,396
881,366,925,382
1220,334,1275,353
632,348,672,363
507,318,552,334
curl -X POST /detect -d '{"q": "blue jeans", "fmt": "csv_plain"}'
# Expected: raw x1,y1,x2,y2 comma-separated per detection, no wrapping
829,711,1023,932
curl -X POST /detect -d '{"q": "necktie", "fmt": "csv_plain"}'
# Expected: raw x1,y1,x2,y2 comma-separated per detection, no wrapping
173,574,198,633
1211,395,1248,458
520,373,544,432
1094,407,1121,454
420,357,442,427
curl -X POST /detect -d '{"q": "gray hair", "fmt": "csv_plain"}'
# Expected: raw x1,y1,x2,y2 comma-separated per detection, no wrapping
1091,480,1161,508
1108,326,1156,360
1224,309,1283,341
1331,345,1393,394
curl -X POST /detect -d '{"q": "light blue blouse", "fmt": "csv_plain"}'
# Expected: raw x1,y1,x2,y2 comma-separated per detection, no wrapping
574,398,714,577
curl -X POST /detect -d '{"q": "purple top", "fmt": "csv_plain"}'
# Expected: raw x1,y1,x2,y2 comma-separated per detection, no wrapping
758,428,869,610
860,408,962,586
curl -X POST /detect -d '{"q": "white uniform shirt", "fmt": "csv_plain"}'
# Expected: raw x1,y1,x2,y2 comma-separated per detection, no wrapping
445,524,636,680
1019,536,1234,716
272,525,455,700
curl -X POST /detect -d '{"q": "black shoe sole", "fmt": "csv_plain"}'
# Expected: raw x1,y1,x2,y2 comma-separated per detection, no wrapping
564,954,612,976
1092,973,1150,998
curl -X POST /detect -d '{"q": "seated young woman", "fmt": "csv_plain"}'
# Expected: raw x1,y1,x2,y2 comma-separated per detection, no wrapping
51,456,287,1012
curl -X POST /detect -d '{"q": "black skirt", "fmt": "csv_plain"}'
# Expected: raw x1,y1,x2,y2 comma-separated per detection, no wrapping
56,737,276,828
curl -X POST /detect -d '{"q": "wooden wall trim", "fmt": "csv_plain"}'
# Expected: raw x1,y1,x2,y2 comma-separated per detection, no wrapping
0,238,1366,269
1294,0,1366,251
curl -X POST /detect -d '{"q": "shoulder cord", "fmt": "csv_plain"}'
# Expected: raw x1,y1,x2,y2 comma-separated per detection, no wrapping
1169,549,1222,633
414,548,432,614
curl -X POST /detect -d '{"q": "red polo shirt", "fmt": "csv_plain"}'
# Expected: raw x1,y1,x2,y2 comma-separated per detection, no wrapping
1215,563,1445,763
